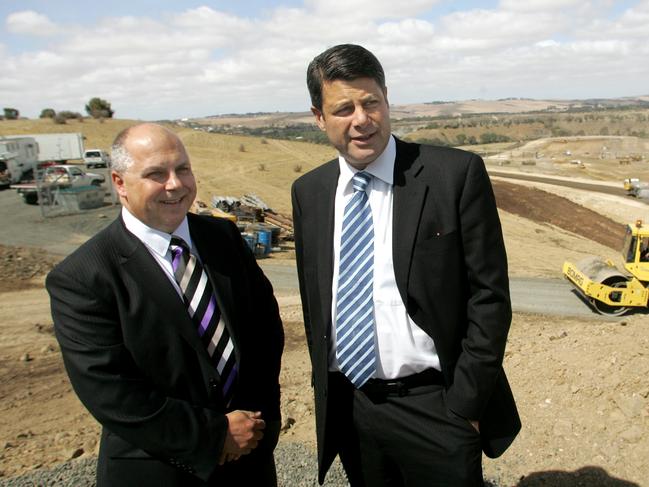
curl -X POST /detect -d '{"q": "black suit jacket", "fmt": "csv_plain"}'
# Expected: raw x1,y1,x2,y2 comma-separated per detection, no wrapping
46,213,283,486
291,138,520,482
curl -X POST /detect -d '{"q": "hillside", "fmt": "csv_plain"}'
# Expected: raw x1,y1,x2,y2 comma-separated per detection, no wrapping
2,116,649,486
1,118,335,213
193,96,649,129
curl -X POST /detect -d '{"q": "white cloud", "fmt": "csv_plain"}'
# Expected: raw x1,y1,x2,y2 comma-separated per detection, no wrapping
6,10,60,36
1,2,648,119
306,0,441,19
437,9,569,47
378,19,435,44
499,0,586,12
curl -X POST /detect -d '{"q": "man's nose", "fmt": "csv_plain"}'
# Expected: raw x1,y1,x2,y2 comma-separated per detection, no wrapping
165,171,182,189
352,106,370,127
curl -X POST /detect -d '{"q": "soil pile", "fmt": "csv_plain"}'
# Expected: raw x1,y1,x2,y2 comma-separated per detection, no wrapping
0,245,59,292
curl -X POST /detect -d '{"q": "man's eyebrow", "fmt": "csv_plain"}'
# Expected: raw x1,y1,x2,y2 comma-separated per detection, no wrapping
141,165,166,174
330,99,352,110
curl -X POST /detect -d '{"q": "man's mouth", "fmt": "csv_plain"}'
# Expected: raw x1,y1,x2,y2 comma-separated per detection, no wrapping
352,133,374,142
161,196,184,205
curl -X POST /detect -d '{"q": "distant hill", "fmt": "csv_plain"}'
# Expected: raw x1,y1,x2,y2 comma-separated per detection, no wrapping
191,95,649,128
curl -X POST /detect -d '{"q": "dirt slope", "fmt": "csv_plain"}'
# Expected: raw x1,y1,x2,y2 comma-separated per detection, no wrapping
492,180,627,249
1,179,648,485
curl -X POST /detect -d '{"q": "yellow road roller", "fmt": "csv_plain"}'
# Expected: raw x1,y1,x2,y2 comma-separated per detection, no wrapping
562,220,649,316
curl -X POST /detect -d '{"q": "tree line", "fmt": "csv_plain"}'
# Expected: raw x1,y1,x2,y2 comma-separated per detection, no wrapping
1,97,114,123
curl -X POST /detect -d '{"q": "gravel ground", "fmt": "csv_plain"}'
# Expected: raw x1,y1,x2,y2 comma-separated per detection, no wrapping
0,443,347,487
0,443,501,486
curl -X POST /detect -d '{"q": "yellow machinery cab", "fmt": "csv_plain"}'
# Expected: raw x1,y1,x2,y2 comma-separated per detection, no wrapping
622,220,649,283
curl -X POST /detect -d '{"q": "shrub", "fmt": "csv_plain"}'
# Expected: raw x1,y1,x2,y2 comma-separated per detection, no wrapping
40,108,56,119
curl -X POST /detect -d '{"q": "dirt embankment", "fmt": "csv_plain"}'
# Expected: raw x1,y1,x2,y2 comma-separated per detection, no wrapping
1,181,648,485
492,180,627,249
0,245,60,293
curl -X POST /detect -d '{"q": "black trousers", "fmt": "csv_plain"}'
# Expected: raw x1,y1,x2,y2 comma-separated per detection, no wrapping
97,420,280,487
329,373,483,487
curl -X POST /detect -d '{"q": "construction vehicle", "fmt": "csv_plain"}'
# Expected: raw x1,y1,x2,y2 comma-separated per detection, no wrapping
623,178,649,198
562,220,649,316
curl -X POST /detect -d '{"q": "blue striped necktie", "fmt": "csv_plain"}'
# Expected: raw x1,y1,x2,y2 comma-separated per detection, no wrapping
170,237,237,405
335,171,376,388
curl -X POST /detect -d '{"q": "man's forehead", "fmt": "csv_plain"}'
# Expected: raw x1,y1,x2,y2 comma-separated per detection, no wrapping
127,127,180,150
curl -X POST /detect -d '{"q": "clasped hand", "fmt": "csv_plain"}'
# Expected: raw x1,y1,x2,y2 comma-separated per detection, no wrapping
219,410,265,465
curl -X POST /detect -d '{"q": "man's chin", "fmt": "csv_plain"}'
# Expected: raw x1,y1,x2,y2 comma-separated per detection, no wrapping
345,151,379,170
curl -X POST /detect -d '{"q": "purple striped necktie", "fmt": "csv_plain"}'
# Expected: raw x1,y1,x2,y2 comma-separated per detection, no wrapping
170,236,237,405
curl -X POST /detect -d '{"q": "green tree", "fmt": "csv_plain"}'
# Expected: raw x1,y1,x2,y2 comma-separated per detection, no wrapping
85,97,114,118
3,107,19,119
479,132,512,144
59,110,83,120
40,108,56,118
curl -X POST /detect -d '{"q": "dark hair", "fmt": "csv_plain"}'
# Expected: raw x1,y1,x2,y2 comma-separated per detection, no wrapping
307,44,386,111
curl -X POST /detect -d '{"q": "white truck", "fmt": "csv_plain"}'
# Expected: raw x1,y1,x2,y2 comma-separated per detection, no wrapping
4,133,85,165
11,164,105,205
0,136,39,186
83,149,111,168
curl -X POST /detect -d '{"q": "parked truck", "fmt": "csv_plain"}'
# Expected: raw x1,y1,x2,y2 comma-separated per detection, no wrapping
0,136,39,186
4,133,85,165
83,149,111,168
11,164,105,205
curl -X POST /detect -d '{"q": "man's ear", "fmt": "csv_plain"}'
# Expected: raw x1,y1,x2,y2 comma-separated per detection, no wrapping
383,86,389,106
311,106,326,132
111,171,127,198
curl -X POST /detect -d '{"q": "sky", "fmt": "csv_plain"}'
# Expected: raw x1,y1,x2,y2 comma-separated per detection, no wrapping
1,0,648,120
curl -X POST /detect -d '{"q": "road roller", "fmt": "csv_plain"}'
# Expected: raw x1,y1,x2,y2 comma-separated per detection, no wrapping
562,220,649,316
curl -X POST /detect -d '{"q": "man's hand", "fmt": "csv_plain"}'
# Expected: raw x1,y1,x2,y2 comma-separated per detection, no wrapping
218,410,265,465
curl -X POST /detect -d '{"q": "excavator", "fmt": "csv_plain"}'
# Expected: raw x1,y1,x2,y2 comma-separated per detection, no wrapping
562,219,649,316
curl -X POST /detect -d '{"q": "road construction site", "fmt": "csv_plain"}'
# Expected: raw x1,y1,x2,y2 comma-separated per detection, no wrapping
1,131,648,485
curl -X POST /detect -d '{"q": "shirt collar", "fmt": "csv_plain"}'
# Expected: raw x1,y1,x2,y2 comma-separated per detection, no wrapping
121,206,192,257
338,135,396,191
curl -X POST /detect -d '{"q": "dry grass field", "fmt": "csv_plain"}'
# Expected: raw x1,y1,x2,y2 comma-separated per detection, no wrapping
1,118,335,213
1,113,649,485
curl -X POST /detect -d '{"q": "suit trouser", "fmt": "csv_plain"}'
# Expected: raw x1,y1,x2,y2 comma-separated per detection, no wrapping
97,420,280,487
329,373,483,487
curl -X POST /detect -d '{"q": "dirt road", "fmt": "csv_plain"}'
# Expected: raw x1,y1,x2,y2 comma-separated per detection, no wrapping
1,172,648,486
489,169,631,198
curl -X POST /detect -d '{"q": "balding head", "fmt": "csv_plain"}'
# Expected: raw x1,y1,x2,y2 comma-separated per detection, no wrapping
111,123,183,173
110,123,196,233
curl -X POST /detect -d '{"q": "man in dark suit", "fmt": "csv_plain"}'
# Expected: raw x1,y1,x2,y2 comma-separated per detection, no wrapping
46,123,284,486
292,44,520,486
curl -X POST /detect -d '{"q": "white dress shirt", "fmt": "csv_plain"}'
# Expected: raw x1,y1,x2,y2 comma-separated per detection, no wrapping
330,136,441,379
121,206,193,298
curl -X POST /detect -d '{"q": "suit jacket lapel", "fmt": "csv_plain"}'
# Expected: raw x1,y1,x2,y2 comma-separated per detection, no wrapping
316,162,339,330
113,218,210,360
393,139,428,303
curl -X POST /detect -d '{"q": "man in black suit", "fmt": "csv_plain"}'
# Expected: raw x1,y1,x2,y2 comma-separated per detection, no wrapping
292,44,520,486
46,123,284,486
